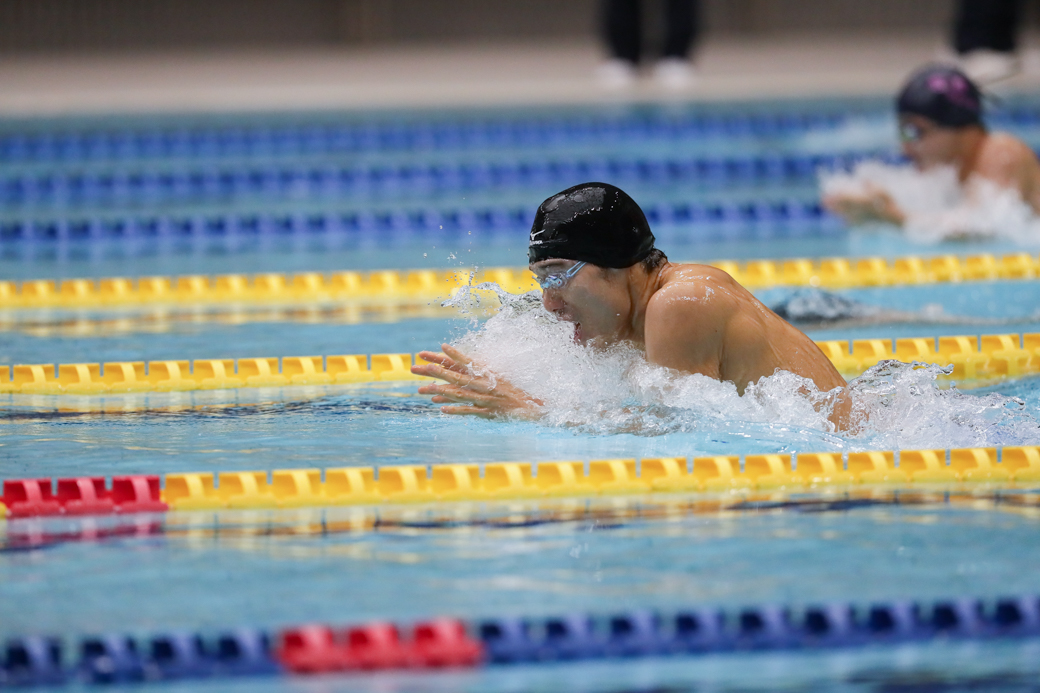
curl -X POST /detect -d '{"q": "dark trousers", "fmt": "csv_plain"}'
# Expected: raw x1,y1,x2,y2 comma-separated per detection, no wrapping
953,0,1023,54
603,0,699,64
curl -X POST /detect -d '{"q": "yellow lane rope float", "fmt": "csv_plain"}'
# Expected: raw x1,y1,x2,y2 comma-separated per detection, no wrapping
1,251,1038,310
153,446,1040,511
2,448,1039,520
0,331,1038,395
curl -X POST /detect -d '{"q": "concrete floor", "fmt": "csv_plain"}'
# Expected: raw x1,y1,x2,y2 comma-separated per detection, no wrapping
2,32,1040,116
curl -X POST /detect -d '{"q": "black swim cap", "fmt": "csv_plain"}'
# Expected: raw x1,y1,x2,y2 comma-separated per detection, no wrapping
528,182,655,268
896,64,983,128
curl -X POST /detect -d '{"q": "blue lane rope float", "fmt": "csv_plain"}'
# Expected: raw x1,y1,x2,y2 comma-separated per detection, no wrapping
4,595,1040,686
5,105,1040,165
0,152,891,209
0,109,871,163
0,199,841,244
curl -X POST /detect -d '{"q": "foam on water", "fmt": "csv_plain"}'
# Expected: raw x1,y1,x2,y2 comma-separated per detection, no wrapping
445,284,1040,450
797,114,898,154
820,160,1040,244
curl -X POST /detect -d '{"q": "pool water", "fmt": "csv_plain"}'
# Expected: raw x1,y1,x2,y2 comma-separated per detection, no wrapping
5,497,1040,692
5,97,1040,691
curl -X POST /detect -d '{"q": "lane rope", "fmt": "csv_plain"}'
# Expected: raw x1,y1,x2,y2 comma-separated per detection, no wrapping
0,330,1036,395
0,199,838,245
0,108,871,164
3,104,1038,164
1,252,1038,311
0,152,883,209
3,446,1040,519
3,593,1040,685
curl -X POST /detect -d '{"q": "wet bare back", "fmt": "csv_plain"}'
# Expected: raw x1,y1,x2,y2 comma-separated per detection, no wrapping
644,263,850,423
971,132,1040,213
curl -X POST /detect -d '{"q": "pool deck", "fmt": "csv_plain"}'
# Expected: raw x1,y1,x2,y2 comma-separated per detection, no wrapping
4,31,1040,117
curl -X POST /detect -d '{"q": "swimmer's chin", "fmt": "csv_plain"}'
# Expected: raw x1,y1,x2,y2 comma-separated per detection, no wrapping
573,325,610,348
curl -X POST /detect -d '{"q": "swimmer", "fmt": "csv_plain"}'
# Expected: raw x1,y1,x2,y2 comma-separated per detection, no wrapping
413,182,852,430
824,64,1040,226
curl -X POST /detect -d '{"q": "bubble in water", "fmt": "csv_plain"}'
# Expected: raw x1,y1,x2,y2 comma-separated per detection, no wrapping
820,160,1040,244
441,284,1040,450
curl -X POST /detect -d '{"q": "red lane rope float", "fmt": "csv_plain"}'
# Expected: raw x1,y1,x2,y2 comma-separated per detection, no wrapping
1,475,166,518
277,619,482,674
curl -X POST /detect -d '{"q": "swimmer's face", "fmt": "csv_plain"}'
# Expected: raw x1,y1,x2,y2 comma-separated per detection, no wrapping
531,259,631,345
898,114,962,169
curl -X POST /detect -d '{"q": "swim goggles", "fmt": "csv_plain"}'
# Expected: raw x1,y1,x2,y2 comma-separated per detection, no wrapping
537,261,587,290
898,121,928,143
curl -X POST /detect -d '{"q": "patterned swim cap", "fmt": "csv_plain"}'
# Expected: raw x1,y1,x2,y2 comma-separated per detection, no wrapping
896,64,983,128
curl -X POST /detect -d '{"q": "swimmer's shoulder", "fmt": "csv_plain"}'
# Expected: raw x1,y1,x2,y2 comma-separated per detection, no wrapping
658,261,742,289
980,131,1040,169
974,132,1040,199
646,263,739,321
644,264,734,363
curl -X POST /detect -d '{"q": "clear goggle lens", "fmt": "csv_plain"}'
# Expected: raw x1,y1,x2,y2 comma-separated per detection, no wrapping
538,261,586,290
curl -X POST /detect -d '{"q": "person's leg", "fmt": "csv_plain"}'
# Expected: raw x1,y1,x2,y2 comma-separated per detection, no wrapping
662,0,698,59
952,0,1022,82
603,0,641,64
953,0,1022,54
653,0,697,88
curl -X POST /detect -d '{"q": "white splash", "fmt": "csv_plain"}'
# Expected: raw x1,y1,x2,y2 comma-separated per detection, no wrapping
847,360,1039,450
820,160,1040,244
798,115,898,154
445,287,1040,449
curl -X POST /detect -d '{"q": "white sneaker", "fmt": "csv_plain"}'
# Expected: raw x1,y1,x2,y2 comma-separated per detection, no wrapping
596,59,638,90
958,49,1020,84
652,58,696,91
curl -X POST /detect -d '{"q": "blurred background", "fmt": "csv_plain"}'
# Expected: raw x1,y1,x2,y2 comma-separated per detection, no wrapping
3,0,1040,113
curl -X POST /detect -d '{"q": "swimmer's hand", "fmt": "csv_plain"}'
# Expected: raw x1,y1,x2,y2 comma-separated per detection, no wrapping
412,344,544,420
822,187,905,226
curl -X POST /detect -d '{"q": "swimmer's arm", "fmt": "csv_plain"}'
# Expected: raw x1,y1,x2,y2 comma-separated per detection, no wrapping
411,344,544,420
643,283,727,378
